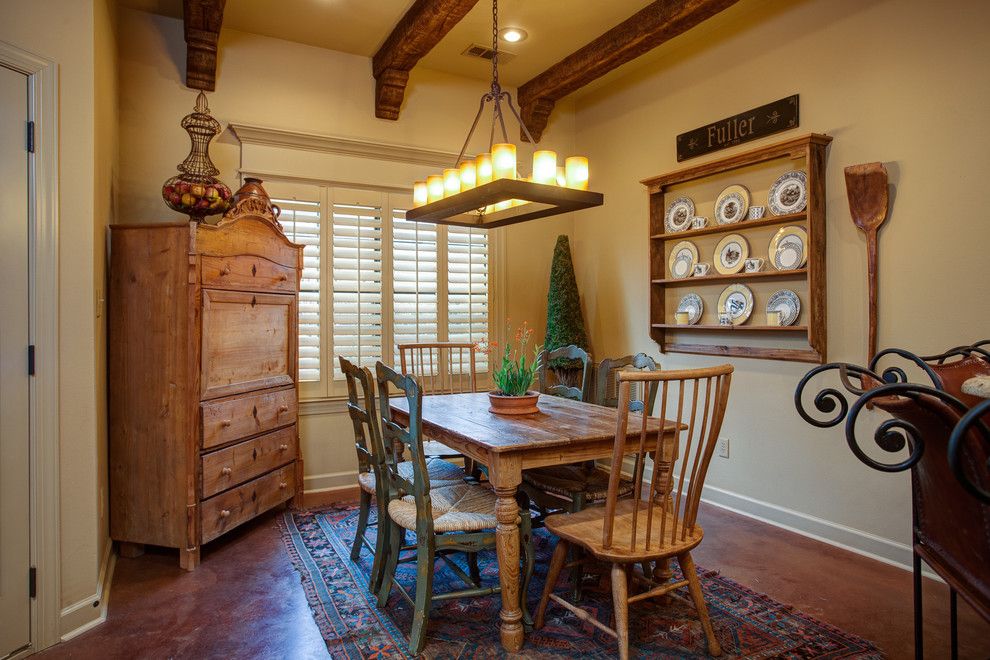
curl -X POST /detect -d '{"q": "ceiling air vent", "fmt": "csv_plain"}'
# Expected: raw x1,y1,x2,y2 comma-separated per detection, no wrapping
461,44,515,63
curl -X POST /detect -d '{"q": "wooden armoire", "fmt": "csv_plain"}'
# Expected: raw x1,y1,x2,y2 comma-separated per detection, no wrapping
109,180,303,570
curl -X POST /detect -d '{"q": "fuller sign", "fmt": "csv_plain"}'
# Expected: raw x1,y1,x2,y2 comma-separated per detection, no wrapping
676,95,799,162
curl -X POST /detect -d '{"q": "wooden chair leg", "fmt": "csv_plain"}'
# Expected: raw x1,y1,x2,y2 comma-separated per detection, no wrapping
519,507,536,627
570,492,587,601
611,563,630,660
376,521,402,608
351,489,372,561
467,551,481,586
408,538,435,656
913,551,924,660
369,503,389,595
535,539,569,629
679,552,721,657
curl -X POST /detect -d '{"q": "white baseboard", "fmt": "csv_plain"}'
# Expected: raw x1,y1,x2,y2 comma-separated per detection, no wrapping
303,469,359,493
59,540,115,641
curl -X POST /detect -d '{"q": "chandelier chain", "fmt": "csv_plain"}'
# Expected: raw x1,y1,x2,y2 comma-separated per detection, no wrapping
491,0,499,93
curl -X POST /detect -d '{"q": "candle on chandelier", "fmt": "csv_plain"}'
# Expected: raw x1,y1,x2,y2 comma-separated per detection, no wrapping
532,150,557,185
556,166,567,187
413,181,428,207
475,153,494,185
492,143,517,180
458,161,477,191
427,175,444,203
565,156,589,190
443,169,461,197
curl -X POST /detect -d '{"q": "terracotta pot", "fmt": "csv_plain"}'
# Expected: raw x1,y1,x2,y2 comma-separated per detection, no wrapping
488,391,540,415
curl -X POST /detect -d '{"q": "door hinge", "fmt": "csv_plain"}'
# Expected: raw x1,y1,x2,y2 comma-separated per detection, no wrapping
29,567,37,598
28,345,35,376
26,121,35,153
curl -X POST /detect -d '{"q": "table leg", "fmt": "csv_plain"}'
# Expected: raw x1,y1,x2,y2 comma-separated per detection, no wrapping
492,458,524,652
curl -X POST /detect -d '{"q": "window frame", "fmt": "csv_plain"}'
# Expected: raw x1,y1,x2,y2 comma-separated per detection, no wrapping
265,178,496,401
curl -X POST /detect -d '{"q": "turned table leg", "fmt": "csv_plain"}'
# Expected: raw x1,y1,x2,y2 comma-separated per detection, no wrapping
492,457,524,652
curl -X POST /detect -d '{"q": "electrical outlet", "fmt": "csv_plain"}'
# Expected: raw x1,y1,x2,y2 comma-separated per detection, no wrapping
716,436,729,459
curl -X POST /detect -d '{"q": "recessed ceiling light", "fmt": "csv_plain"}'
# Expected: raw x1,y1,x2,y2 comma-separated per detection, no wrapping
498,27,527,43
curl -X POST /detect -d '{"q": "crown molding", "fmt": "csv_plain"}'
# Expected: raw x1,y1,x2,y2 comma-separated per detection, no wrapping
228,123,460,168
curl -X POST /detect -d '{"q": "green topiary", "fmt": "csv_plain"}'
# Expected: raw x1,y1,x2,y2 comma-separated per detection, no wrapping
544,235,590,375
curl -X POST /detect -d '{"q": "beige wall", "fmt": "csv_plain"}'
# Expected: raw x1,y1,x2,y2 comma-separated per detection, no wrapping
1,0,115,637
116,7,574,493
570,0,990,557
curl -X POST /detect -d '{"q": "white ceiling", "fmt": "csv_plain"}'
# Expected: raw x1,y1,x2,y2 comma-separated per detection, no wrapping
117,0,653,87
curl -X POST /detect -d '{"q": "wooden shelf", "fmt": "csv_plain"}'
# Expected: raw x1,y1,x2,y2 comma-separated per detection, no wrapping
645,133,832,364
650,212,806,240
652,268,806,286
652,324,808,332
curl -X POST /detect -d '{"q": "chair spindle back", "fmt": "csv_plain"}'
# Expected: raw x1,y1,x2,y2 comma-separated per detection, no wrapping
596,353,660,412
602,365,733,554
537,345,593,402
398,342,478,395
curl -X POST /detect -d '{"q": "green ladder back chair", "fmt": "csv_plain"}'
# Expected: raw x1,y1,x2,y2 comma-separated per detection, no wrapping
374,362,536,656
537,344,593,402
596,353,661,412
339,356,465,595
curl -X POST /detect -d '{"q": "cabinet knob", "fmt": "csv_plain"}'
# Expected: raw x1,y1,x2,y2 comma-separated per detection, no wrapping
279,273,288,281
221,467,232,476
220,264,231,275
279,444,289,452
219,509,231,518
221,419,232,427
279,481,288,489
277,405,289,413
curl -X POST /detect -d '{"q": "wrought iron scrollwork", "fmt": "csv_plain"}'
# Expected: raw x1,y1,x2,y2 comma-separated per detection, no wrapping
948,399,990,503
794,361,884,429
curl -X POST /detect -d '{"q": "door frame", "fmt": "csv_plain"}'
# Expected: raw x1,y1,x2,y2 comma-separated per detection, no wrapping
0,39,60,654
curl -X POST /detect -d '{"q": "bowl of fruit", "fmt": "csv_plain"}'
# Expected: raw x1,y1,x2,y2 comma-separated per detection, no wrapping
162,176,232,221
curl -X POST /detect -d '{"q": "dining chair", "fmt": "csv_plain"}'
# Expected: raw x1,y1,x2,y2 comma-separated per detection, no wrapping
339,356,465,594
398,341,482,478
535,365,734,660
596,353,661,412
374,362,536,655
525,347,638,519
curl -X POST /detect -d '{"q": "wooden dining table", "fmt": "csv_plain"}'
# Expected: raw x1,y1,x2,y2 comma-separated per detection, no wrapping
389,392,678,652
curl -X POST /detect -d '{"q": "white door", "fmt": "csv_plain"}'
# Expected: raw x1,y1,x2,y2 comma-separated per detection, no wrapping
0,63,31,658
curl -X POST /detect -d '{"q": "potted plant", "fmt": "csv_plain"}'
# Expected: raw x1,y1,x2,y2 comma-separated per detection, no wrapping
479,321,542,415
544,235,591,387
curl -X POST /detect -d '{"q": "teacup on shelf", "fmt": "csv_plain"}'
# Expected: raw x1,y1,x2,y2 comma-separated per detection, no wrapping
744,258,765,273
766,310,782,326
693,262,711,277
674,311,690,325
718,312,732,326
747,206,766,220
691,216,709,230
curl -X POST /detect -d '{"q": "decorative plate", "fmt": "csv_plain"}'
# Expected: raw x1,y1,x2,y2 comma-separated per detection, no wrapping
717,283,754,325
714,185,750,224
769,225,809,270
668,241,699,279
676,293,704,325
664,197,696,233
766,289,801,326
713,233,749,275
768,171,808,215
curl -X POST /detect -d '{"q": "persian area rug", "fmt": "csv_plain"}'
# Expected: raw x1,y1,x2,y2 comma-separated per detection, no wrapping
279,506,883,659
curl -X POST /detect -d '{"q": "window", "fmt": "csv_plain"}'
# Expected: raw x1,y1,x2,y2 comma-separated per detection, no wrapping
269,182,493,399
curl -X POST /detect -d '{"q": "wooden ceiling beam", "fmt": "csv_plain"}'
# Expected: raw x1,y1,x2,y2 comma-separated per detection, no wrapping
372,0,481,120
518,0,741,142
183,0,226,92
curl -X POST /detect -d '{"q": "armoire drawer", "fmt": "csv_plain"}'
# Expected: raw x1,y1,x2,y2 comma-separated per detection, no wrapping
201,255,296,293
201,425,298,498
200,463,296,543
201,387,297,449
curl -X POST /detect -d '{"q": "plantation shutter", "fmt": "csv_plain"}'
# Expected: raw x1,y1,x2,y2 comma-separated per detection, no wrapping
271,192,323,397
391,204,439,366
331,188,384,380
447,227,490,371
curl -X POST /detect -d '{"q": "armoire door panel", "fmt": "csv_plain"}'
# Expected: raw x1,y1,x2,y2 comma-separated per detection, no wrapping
201,289,296,399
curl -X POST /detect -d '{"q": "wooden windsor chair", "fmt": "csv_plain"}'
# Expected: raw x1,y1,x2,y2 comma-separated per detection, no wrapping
596,353,661,413
398,342,483,478
374,362,535,655
339,356,465,594
535,364,734,659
